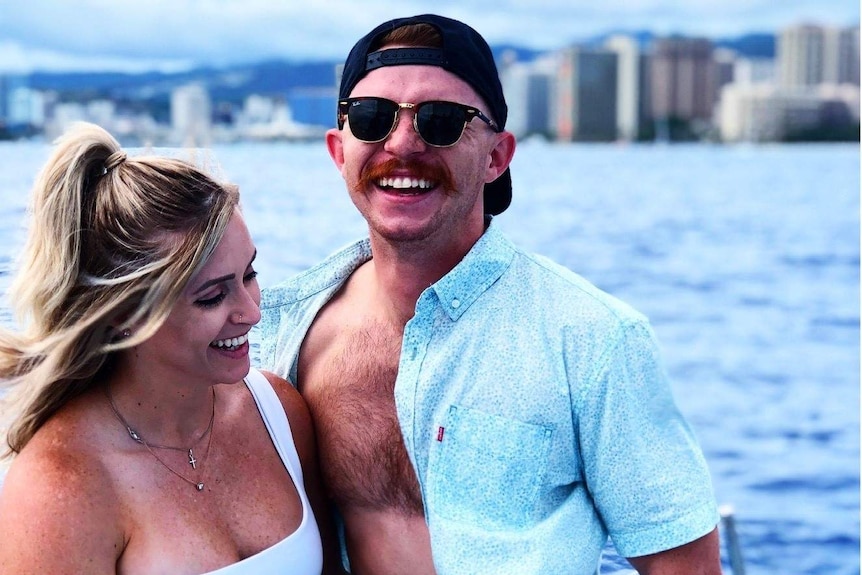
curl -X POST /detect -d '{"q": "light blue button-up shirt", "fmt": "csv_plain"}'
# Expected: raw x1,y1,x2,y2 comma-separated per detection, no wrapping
254,222,719,575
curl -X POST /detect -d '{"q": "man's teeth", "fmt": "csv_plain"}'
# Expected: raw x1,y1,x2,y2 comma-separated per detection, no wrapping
211,333,248,349
377,177,433,190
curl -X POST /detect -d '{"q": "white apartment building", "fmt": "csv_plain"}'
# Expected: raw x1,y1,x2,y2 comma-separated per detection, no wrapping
779,23,860,87
718,83,859,142
500,54,556,139
733,57,777,86
171,83,212,146
605,35,641,141
8,87,45,128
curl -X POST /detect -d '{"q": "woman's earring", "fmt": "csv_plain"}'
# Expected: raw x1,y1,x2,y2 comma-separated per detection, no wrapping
121,329,131,338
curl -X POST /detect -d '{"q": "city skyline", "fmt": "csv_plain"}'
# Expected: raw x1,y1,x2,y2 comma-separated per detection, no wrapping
1,0,858,74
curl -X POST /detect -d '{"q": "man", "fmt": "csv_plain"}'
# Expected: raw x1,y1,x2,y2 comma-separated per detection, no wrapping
256,13,722,575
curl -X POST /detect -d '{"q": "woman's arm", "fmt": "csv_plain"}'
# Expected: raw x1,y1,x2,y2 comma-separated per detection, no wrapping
264,370,346,575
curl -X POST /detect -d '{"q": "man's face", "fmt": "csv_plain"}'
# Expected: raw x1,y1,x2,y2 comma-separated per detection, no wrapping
326,64,501,248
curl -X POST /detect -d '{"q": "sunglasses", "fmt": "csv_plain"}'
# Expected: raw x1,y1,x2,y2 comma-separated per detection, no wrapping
337,97,501,147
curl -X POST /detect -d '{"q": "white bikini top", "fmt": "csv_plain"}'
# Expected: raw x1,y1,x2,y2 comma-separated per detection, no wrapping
204,368,323,575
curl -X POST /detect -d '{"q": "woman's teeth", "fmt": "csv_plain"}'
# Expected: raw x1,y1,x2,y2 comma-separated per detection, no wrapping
211,333,248,350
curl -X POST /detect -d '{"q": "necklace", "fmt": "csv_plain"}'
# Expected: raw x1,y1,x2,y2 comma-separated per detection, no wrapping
107,385,216,491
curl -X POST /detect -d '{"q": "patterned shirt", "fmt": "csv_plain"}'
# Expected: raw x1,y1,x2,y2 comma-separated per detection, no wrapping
254,221,719,575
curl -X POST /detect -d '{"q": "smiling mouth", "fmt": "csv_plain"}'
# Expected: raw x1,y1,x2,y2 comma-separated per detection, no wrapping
210,333,248,351
377,177,436,193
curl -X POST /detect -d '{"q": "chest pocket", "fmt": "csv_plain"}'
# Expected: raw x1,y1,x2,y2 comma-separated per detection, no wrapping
427,405,554,531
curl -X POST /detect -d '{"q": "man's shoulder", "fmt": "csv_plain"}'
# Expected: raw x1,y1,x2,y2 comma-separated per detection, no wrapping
261,238,372,310
507,246,648,327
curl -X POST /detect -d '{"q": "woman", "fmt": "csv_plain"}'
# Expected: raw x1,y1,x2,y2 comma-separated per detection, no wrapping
0,122,341,574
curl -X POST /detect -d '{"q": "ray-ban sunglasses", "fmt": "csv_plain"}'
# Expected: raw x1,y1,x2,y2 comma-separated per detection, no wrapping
337,97,501,148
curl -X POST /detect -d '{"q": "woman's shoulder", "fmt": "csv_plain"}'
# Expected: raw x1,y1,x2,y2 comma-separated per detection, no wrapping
256,369,315,459
4,394,119,506
0,398,123,570
225,369,310,449
256,370,306,416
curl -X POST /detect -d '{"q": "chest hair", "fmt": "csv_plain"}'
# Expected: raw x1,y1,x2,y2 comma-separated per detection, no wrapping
303,321,424,515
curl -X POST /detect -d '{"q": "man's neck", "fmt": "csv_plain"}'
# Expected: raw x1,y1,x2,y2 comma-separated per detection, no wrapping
365,226,485,325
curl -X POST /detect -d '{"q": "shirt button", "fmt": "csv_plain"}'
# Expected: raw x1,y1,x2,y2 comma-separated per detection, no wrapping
451,299,461,309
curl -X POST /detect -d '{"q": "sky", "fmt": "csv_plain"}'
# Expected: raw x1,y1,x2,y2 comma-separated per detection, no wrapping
0,0,858,74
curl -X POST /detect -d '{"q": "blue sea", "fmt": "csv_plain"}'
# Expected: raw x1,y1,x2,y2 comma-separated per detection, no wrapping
0,139,859,574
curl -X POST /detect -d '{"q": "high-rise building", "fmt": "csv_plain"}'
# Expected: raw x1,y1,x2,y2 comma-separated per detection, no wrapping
0,75,29,128
0,77,7,125
171,83,212,146
779,24,860,87
8,87,45,128
824,26,860,85
288,87,338,129
649,37,716,123
779,24,827,86
604,35,641,141
501,55,556,139
554,47,618,141
713,48,738,99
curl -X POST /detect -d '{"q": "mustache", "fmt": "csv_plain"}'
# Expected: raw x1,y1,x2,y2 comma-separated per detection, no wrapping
358,158,455,192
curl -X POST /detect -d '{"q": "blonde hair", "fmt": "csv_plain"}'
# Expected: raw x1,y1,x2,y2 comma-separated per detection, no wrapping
0,122,239,456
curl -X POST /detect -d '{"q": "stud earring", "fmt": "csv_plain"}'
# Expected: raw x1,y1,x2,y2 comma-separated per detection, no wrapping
121,329,131,338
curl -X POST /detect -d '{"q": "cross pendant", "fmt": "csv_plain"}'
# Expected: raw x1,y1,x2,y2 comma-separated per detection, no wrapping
188,448,197,469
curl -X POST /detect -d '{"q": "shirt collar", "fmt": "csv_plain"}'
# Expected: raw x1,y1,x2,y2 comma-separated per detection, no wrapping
430,221,515,321
269,222,515,321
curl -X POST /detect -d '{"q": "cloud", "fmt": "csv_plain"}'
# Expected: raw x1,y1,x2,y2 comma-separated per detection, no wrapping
0,40,194,74
0,0,857,73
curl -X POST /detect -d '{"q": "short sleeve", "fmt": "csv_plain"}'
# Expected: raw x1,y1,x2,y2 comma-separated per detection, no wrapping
574,319,719,557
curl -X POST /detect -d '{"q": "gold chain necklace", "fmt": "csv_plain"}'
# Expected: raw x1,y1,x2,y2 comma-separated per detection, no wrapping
106,385,216,491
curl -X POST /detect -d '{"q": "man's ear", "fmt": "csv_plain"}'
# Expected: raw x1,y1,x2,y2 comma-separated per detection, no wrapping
325,128,345,171
486,131,516,184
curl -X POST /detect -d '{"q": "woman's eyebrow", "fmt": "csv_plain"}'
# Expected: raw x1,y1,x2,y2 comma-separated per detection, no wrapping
193,273,235,294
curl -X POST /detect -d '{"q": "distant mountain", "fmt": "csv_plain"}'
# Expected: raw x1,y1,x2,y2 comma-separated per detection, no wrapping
715,33,776,58
20,32,776,102
27,70,171,93
492,44,547,63
26,59,340,104
202,60,339,101
579,30,775,58
580,30,657,50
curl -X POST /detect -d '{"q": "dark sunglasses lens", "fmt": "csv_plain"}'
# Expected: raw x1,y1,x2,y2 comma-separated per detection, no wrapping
348,99,398,142
416,102,467,146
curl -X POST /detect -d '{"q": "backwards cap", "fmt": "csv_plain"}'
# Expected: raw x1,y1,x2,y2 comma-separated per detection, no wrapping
338,14,512,215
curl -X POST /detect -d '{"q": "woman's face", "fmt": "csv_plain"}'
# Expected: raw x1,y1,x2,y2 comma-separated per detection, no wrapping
133,210,262,387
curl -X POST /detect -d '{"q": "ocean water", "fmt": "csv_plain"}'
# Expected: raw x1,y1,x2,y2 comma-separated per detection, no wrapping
0,139,858,574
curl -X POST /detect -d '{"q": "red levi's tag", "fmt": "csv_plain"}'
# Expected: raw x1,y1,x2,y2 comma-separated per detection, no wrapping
436,426,445,442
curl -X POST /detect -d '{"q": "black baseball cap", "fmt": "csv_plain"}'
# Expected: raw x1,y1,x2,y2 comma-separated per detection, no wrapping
338,14,512,215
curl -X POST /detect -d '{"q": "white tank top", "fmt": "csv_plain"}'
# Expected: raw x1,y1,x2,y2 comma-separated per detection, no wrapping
204,368,323,575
